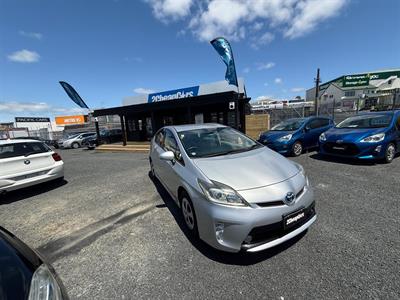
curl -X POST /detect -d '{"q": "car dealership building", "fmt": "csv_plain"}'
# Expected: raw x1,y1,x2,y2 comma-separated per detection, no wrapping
93,79,250,143
306,69,400,113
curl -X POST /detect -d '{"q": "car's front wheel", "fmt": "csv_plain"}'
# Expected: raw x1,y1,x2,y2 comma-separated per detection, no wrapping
71,142,80,149
180,192,198,237
384,143,396,163
292,141,303,156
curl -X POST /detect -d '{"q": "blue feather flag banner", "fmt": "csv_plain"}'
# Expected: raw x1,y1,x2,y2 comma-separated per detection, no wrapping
210,37,238,87
59,81,89,109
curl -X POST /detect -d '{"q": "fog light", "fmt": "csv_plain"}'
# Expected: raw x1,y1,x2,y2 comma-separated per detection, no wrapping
375,145,382,152
215,223,224,242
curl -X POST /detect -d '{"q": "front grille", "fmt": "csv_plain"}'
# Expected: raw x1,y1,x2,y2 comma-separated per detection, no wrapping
323,142,359,156
257,201,285,207
256,187,305,208
243,202,316,247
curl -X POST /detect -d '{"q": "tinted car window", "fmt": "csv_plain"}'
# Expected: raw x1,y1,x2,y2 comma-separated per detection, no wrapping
396,116,400,130
307,119,321,129
0,142,50,159
155,129,165,147
164,130,179,152
319,119,330,127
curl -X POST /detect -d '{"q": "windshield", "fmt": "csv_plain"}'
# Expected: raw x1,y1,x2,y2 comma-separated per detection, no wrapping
336,114,392,129
271,118,306,131
65,133,80,140
178,127,261,158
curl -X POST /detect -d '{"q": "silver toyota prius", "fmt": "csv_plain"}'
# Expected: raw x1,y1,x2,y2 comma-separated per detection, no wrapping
149,123,316,253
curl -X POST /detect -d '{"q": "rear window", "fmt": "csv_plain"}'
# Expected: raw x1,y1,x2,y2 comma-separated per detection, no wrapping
0,142,51,159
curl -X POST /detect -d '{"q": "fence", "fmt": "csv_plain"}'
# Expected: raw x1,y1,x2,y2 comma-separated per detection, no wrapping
252,102,400,128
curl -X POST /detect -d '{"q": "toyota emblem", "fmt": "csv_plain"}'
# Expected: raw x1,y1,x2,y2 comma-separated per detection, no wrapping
284,192,295,205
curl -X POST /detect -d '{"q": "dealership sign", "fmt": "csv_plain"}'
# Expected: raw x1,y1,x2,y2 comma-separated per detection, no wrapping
342,70,400,87
148,86,199,103
15,117,50,122
55,115,86,125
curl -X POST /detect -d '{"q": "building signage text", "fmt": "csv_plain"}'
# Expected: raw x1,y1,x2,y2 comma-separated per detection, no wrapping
15,117,51,123
148,86,199,103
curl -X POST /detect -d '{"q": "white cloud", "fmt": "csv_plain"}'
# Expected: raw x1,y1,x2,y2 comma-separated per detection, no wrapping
242,67,250,74
263,82,269,86
252,22,263,31
145,0,347,45
0,101,86,115
134,87,155,94
257,62,275,70
19,30,43,40
284,0,347,39
251,32,274,49
7,49,40,63
146,0,193,22
291,87,305,92
274,77,283,84
255,95,274,101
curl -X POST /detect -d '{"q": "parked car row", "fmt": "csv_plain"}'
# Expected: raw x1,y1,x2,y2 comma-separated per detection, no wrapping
55,129,123,150
258,110,400,163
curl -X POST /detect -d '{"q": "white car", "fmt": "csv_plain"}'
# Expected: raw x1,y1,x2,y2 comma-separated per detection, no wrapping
57,132,96,149
0,139,64,193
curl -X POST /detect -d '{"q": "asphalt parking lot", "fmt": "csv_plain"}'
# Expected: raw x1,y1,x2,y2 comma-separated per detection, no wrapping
0,149,399,299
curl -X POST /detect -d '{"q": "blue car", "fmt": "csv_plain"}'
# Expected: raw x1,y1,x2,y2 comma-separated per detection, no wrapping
258,117,334,156
319,110,400,163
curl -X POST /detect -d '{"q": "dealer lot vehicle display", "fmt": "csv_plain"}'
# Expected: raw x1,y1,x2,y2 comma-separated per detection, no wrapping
0,139,64,193
319,110,400,163
258,117,334,156
0,226,69,300
57,132,96,149
149,123,316,253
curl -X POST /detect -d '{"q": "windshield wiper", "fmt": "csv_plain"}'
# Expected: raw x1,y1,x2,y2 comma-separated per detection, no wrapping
200,145,260,157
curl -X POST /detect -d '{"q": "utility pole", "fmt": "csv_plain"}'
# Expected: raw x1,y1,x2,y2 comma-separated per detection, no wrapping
314,68,321,116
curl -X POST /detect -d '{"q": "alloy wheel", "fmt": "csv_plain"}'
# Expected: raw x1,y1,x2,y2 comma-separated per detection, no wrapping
181,197,195,230
386,144,395,163
293,142,303,156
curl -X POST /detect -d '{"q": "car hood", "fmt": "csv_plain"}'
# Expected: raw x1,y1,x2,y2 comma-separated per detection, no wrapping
193,147,299,191
260,130,295,142
325,127,386,142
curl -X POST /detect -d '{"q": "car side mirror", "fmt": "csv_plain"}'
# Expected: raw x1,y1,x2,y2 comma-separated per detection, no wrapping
159,151,175,161
304,126,310,132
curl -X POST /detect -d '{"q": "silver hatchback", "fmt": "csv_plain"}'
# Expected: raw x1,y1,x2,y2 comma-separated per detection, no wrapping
149,123,316,253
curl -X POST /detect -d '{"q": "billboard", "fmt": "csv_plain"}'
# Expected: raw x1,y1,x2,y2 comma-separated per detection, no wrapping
15,117,50,122
55,115,86,125
148,86,199,103
342,70,400,87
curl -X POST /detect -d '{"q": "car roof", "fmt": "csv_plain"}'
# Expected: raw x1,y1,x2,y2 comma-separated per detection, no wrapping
0,139,43,145
165,123,227,132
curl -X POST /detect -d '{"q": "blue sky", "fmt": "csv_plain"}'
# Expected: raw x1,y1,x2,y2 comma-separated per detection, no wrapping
0,0,399,122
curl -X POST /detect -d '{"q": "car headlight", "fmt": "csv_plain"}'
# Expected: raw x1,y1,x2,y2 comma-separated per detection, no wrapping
278,134,292,142
28,264,64,300
360,133,385,143
198,179,248,206
319,133,326,142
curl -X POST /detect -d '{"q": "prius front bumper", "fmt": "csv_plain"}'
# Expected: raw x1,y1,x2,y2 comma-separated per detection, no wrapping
192,183,315,253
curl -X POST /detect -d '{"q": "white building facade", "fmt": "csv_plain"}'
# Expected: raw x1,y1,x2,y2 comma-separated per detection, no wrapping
306,69,400,113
